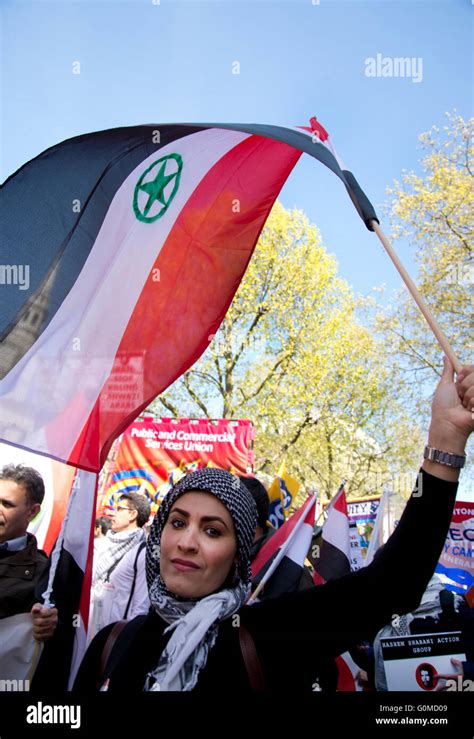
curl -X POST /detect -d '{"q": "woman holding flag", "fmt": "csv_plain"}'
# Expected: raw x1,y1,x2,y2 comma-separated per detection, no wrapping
74,357,474,693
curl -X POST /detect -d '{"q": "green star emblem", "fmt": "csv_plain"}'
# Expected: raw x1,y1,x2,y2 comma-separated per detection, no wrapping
133,153,183,223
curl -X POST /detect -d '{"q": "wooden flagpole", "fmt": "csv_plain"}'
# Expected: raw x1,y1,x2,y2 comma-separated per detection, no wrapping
370,219,462,375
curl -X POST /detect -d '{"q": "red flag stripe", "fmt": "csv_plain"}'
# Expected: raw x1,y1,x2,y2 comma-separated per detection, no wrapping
93,134,302,468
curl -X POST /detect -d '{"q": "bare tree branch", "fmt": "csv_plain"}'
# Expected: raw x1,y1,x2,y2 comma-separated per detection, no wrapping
257,412,316,473
187,369,225,398
386,326,441,375
228,306,268,375
236,349,294,407
213,355,224,389
443,214,472,255
183,375,211,417
155,395,180,417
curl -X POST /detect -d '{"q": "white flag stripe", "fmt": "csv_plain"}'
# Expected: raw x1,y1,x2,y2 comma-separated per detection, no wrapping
322,507,351,559
63,470,97,570
42,469,97,607
0,128,251,462
285,521,313,565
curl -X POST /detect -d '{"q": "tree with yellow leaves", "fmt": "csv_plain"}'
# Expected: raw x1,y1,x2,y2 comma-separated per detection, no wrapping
371,112,473,486
375,112,472,412
150,201,421,500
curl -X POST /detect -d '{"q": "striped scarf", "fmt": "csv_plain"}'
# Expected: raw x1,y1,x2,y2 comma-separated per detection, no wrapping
92,528,145,587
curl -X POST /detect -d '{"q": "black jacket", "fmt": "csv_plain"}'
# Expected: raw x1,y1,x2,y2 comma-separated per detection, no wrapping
0,533,49,619
73,469,457,694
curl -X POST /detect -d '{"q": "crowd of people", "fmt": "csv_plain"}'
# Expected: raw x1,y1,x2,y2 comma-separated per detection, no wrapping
0,357,473,693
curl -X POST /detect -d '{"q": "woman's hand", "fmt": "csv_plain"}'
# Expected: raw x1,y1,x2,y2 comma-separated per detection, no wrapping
429,357,473,447
422,357,474,481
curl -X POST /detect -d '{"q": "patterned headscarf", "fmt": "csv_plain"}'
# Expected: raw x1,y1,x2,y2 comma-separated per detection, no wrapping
144,468,257,691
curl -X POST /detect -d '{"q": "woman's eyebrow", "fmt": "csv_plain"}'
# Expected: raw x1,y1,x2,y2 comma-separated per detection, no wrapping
170,507,229,529
170,507,189,517
200,515,229,528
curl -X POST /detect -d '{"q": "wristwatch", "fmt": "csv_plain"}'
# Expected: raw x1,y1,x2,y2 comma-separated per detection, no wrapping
424,445,466,469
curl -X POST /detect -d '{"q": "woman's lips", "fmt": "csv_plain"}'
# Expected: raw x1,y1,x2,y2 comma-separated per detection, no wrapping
171,559,200,572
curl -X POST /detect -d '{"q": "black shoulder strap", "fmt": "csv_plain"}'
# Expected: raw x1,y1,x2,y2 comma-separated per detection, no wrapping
239,623,266,692
123,541,146,620
99,615,147,688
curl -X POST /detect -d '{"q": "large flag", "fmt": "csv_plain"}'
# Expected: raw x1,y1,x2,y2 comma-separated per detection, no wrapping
312,482,351,586
250,494,316,601
0,119,378,473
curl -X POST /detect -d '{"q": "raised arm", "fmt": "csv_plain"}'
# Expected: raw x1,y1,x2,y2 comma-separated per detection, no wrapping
243,358,473,670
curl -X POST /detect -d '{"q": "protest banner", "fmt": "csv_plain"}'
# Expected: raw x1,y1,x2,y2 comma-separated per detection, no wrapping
381,632,466,692
436,501,474,596
98,417,255,514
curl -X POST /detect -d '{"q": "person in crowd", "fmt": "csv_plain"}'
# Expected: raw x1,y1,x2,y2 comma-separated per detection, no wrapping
95,516,112,538
0,464,58,640
94,516,112,556
239,476,271,552
373,572,474,690
74,357,473,693
88,492,151,640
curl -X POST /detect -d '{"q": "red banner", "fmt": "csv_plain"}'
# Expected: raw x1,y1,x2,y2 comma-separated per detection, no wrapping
98,417,255,515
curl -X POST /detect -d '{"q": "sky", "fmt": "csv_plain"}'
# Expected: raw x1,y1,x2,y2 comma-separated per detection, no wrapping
1,0,472,299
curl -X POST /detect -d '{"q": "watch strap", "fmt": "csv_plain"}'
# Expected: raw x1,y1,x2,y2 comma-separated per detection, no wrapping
424,445,466,469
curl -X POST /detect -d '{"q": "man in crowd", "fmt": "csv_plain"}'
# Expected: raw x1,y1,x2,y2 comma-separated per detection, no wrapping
94,516,112,556
0,464,58,640
239,476,271,555
89,492,151,640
